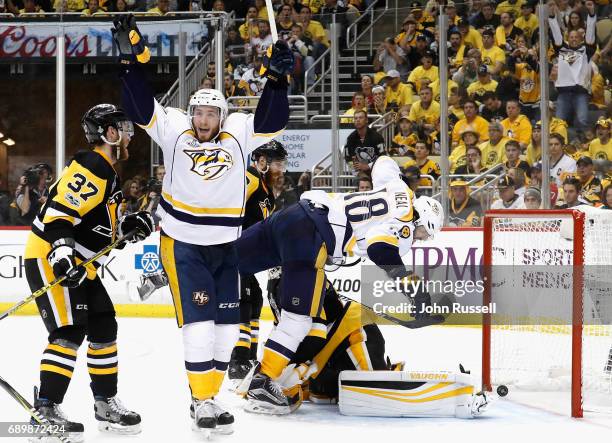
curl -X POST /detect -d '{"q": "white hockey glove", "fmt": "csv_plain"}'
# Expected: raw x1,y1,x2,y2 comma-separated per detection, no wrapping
47,238,87,288
118,211,155,243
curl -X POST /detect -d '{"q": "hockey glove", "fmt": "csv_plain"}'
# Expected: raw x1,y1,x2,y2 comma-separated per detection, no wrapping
262,40,295,84
118,211,155,243
47,239,87,288
111,14,150,64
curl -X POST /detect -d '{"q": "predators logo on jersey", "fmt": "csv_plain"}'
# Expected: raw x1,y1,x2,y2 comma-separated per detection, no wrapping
185,147,234,180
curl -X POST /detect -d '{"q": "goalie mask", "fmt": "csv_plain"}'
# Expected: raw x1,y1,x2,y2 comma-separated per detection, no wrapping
413,196,444,239
81,104,134,154
188,88,229,140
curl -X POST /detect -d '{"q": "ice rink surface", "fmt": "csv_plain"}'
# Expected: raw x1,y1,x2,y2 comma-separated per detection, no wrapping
2,317,612,443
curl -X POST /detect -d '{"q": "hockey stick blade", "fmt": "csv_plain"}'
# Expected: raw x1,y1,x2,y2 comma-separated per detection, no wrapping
0,376,70,442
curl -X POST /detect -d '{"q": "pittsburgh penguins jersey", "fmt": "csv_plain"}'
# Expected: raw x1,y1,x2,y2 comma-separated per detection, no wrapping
141,100,282,246
243,166,274,230
25,148,122,276
301,156,416,262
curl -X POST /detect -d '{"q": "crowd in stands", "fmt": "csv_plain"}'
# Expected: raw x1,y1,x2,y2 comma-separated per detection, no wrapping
340,0,612,227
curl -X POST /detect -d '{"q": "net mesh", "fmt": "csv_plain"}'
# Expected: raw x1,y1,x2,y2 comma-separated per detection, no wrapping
489,209,612,414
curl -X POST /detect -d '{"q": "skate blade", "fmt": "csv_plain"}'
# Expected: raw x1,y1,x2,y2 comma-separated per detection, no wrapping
244,400,291,415
28,431,84,443
191,422,214,440
98,421,141,435
212,423,234,435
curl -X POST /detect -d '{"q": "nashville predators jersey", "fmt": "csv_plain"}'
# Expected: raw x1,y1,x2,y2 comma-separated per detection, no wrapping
301,156,416,262
140,100,282,246
243,166,274,230
25,148,122,276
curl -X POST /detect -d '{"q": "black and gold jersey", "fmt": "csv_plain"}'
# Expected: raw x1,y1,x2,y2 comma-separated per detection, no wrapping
25,148,122,275
579,175,602,205
243,166,274,230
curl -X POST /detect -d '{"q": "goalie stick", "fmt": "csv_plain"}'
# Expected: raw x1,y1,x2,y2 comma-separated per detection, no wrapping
0,229,136,322
0,376,70,443
337,293,445,329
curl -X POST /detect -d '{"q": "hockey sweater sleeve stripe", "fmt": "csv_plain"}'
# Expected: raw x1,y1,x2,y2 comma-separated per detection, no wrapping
120,64,155,126
253,79,289,135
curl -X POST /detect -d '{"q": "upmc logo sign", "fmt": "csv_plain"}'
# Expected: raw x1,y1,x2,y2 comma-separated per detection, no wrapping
134,245,161,274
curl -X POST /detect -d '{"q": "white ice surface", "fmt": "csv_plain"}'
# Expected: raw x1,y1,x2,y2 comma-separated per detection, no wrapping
1,317,611,443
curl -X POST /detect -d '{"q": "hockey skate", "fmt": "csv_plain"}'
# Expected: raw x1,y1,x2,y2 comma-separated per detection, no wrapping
191,398,235,437
245,372,302,415
228,358,254,388
94,396,141,435
29,387,84,443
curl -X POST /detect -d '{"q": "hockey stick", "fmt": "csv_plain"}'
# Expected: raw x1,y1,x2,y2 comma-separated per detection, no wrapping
0,230,136,322
337,294,445,329
0,376,70,442
264,0,278,43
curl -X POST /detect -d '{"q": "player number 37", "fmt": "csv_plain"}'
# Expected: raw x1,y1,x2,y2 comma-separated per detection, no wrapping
67,173,99,201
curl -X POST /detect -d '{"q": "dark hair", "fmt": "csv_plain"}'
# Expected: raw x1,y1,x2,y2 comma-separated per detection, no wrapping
549,133,565,144
602,184,612,205
562,176,581,192
414,139,432,152
466,145,482,156
462,98,478,109
505,140,520,151
353,109,368,119
449,29,461,38
480,91,497,102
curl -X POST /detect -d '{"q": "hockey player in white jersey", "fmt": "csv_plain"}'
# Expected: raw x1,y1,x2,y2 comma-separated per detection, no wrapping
111,15,294,434
236,147,444,413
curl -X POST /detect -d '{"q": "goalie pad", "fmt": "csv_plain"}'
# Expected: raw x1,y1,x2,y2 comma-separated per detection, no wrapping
338,370,489,418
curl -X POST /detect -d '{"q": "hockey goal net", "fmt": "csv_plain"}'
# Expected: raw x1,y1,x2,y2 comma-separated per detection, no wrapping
482,208,612,417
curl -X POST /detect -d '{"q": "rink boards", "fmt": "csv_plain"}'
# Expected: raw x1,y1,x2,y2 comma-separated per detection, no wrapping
0,227,483,319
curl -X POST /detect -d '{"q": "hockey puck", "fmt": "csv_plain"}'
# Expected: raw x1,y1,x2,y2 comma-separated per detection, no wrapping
496,385,509,397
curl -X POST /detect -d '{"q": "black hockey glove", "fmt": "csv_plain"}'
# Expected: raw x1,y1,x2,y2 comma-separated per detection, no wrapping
47,238,87,288
118,211,155,243
263,40,295,84
111,14,150,64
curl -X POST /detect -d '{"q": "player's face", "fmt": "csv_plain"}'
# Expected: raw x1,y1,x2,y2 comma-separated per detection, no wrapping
192,105,221,142
268,159,287,179
414,225,431,241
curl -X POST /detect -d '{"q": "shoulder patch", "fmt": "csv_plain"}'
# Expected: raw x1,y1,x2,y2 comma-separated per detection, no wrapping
399,225,411,239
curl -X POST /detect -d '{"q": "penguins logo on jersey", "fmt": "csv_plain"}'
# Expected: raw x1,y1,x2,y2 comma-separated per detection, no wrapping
185,148,234,180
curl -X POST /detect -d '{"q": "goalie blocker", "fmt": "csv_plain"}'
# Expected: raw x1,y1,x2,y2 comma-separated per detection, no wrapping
338,370,489,418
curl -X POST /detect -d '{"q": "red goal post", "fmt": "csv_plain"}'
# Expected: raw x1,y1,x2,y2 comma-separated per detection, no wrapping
482,209,596,418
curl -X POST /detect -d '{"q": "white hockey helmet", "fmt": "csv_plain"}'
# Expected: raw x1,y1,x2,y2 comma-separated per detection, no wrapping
413,196,444,238
188,88,229,136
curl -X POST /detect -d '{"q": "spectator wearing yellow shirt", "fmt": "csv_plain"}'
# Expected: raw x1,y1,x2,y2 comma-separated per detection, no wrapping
452,99,490,146
455,145,486,176
240,6,260,42
536,114,569,144
526,123,542,165
588,119,612,161
509,46,540,121
430,76,459,102
467,65,499,101
147,0,170,15
479,122,510,168
408,86,440,127
402,140,441,187
299,5,330,56
457,18,483,50
301,0,324,14
19,0,43,14
81,0,105,14
501,99,532,149
53,0,85,11
341,92,368,124
480,28,506,75
395,17,422,50
495,12,524,48
448,87,465,122
407,51,439,93
391,116,415,157
514,3,538,40
495,0,524,17
383,70,414,111
447,30,467,70
444,1,461,26
255,0,269,19
450,127,482,172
